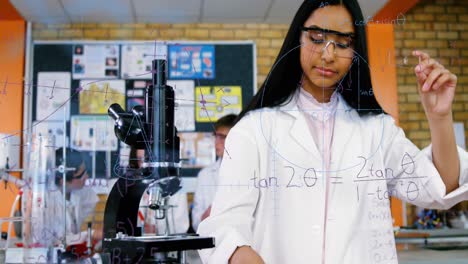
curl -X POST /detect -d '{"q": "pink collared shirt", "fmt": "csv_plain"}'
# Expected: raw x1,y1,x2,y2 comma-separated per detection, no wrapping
297,88,339,169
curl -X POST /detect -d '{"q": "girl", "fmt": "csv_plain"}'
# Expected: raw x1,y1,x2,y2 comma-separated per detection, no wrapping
198,1,467,263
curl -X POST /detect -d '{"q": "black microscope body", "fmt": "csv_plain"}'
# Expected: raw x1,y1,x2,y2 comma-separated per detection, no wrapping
102,60,214,263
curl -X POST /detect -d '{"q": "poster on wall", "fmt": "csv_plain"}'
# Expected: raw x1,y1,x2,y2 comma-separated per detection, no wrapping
79,80,125,114
168,45,215,79
72,44,120,79
178,132,215,167
32,121,69,148
195,86,242,122
126,80,147,110
70,115,117,151
121,43,168,79
0,134,20,170
36,72,71,121
127,97,145,110
168,80,195,131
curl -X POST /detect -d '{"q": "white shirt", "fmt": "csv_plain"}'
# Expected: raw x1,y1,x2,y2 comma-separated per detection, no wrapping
192,159,221,231
32,187,98,246
197,92,468,264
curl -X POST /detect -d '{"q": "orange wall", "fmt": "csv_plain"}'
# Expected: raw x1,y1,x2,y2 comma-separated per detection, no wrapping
367,23,399,119
373,0,419,21
367,0,423,229
366,23,403,226
0,0,23,20
0,20,25,233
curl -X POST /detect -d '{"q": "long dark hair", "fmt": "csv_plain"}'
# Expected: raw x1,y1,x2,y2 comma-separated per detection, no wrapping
239,0,383,120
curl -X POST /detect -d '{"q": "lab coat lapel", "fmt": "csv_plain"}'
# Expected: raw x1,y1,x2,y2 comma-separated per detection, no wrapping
278,95,322,158
331,98,358,166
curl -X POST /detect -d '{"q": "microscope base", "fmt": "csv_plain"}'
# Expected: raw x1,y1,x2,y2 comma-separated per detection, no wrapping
102,234,214,263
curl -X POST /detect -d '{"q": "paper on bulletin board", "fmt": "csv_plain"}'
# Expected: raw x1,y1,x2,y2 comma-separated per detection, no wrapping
32,121,69,148
70,115,117,151
127,97,145,110
121,43,168,79
168,45,215,79
0,134,20,170
195,86,242,122
178,132,215,167
72,44,119,79
36,72,71,121
126,80,148,109
168,80,195,131
79,80,125,114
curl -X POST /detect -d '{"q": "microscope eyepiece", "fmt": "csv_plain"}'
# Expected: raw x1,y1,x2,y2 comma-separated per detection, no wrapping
108,103,146,148
131,105,145,119
108,103,125,121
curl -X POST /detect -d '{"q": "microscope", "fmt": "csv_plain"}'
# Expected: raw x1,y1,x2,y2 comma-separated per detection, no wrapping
102,60,214,263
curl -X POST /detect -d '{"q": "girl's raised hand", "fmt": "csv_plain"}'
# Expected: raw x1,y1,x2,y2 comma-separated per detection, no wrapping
413,50,457,120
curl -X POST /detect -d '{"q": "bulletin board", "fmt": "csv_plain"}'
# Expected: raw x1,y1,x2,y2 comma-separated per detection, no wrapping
29,41,256,177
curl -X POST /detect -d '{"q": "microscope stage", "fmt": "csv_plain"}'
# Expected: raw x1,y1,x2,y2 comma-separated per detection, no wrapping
103,233,215,255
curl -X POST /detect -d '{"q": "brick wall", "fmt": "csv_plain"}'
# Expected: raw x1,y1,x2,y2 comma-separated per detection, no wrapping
32,23,289,89
394,0,468,224
394,0,468,148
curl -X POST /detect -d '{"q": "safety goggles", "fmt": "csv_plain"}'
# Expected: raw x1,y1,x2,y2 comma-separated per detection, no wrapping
301,26,355,58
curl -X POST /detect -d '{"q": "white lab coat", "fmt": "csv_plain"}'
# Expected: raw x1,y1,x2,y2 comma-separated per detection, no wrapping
192,159,221,231
197,93,468,264
32,187,98,245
